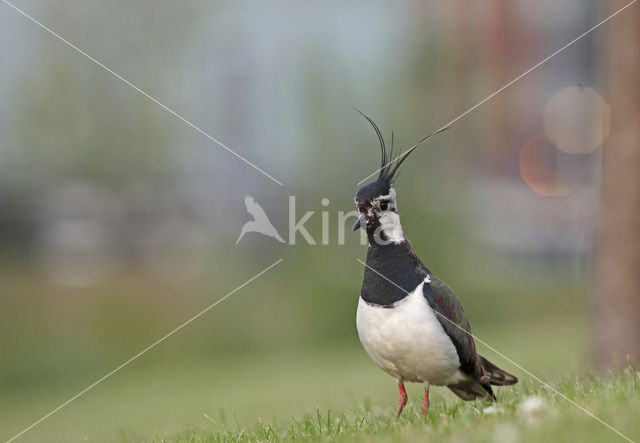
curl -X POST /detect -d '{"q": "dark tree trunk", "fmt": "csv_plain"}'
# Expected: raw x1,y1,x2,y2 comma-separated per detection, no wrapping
591,1,640,371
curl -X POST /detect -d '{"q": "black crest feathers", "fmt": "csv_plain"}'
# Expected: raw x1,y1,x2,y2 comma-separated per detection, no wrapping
355,108,449,184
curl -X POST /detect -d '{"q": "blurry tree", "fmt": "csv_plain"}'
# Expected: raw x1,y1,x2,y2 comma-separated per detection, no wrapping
591,1,640,370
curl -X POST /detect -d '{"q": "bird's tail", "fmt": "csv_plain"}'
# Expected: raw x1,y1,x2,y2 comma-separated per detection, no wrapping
235,226,248,245
480,355,518,386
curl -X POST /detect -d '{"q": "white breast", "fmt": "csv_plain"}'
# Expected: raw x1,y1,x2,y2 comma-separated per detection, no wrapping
356,282,463,385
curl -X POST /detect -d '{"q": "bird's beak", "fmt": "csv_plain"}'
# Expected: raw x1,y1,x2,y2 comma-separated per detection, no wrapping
352,213,366,231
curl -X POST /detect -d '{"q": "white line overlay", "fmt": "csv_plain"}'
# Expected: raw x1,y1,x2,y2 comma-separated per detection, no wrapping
357,0,639,185
357,259,634,443
5,259,284,443
1,0,284,187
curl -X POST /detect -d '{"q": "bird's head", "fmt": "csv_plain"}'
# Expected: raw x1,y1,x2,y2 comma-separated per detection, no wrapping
351,111,405,242
352,110,447,243
353,180,402,240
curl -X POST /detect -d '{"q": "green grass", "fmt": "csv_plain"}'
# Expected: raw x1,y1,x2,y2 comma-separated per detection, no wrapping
169,368,640,443
0,264,632,443
1,332,637,443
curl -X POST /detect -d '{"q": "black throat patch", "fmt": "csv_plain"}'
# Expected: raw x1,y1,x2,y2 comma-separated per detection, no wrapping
361,240,428,306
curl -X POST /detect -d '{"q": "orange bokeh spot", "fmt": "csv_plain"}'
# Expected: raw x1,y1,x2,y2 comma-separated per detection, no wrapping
519,134,579,197
543,86,610,154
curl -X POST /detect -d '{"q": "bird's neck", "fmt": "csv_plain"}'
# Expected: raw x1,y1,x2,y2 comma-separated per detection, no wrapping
361,237,428,306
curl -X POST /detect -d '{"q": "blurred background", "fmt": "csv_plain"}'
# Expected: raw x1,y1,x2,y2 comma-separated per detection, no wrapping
1,0,638,441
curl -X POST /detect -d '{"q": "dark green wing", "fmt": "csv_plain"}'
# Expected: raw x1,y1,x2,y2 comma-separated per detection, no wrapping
423,275,484,378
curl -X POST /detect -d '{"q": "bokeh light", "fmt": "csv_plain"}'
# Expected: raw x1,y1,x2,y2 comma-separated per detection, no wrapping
519,133,579,196
543,86,610,154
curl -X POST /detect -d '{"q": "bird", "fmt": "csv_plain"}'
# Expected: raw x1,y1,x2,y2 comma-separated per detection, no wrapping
352,111,517,425
236,195,285,244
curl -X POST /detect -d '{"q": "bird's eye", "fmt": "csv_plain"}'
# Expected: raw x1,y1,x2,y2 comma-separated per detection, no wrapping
380,201,388,211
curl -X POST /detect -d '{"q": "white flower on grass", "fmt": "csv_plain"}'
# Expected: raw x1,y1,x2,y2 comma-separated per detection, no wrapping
518,395,546,425
483,405,504,415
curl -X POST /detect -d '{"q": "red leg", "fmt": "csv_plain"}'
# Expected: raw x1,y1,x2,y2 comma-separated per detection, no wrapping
420,383,430,419
391,380,408,428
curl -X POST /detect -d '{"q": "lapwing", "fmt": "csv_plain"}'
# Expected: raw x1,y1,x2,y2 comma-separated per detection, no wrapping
353,112,517,424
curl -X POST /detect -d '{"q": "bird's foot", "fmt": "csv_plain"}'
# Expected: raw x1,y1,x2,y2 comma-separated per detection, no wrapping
420,400,429,419
390,381,408,429
420,384,430,420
